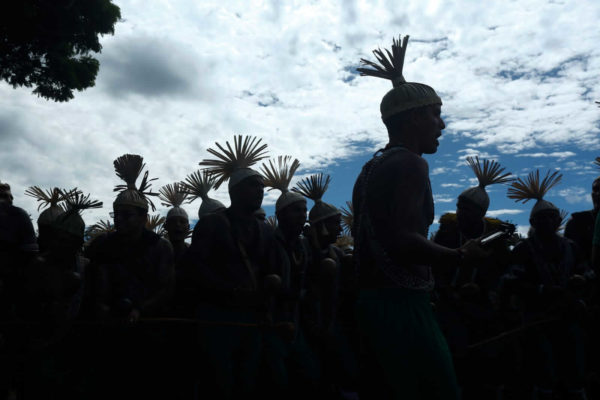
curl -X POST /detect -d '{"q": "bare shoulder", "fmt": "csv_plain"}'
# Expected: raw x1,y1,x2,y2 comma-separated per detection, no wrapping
378,149,428,176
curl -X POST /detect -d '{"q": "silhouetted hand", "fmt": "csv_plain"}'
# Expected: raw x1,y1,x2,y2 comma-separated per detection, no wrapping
459,239,491,264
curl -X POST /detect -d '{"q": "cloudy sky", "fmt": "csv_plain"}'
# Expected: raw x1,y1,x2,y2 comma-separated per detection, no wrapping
2,0,600,237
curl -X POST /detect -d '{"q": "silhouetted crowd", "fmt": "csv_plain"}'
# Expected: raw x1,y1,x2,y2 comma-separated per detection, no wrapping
1,143,600,400
3,33,600,400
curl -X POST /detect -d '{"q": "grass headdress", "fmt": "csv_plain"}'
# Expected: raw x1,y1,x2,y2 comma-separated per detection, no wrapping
159,182,189,221
508,170,562,218
55,189,103,239
25,186,68,226
261,156,305,213
340,201,354,236
459,156,513,212
292,173,340,224
358,35,442,121
113,154,158,211
181,170,226,219
199,135,268,191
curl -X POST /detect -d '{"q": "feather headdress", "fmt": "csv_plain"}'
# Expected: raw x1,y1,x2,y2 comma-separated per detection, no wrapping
459,156,513,212
340,201,354,236
293,173,340,224
25,186,68,226
159,182,189,221
113,154,158,211
261,156,305,212
199,135,268,190
358,35,442,120
508,170,562,218
55,189,103,238
181,170,226,219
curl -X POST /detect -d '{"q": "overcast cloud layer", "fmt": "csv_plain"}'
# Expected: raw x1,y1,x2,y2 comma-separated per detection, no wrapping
1,0,599,233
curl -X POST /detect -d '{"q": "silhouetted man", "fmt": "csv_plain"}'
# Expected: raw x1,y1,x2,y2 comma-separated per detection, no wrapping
565,176,600,266
352,35,486,399
189,135,283,399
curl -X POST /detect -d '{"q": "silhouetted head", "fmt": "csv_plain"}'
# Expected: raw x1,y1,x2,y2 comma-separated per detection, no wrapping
229,175,264,214
456,197,485,233
314,214,342,247
383,104,444,155
0,183,13,207
113,204,147,238
165,216,189,243
530,208,561,239
276,199,307,238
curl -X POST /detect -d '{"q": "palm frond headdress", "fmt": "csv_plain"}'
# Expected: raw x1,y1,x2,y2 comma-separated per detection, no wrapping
199,135,268,191
181,170,226,219
508,170,562,218
292,173,340,224
25,186,68,226
113,154,158,211
260,155,305,213
159,182,189,221
340,201,354,236
54,189,103,238
85,219,115,244
146,214,166,236
358,35,442,120
459,156,513,212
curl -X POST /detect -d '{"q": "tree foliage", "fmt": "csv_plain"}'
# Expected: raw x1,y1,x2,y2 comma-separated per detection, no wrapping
0,0,121,101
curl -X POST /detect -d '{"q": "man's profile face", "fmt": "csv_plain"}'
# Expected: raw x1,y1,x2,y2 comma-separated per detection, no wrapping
416,104,445,155
592,179,600,211
277,201,307,237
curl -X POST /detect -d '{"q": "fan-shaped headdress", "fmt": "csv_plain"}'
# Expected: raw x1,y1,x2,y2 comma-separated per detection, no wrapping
358,35,442,121
25,186,68,226
181,170,226,219
113,154,158,211
55,189,103,239
292,173,340,224
508,170,562,218
199,135,268,191
159,182,189,221
85,219,115,243
459,156,513,212
340,201,354,236
146,214,166,236
261,156,306,213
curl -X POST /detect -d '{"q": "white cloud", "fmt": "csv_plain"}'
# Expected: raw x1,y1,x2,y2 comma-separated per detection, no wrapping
1,0,600,226
558,186,592,204
516,225,530,238
486,209,525,218
441,183,462,188
516,151,576,159
434,194,454,203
